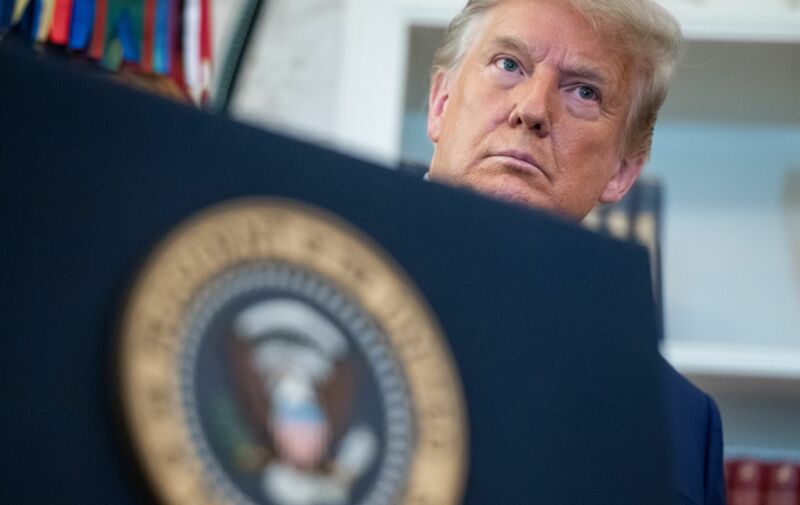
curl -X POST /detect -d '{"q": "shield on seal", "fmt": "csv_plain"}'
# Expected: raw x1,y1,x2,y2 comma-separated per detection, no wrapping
269,377,331,469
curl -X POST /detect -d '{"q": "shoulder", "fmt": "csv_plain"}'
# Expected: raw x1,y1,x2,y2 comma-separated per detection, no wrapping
659,358,726,505
661,359,714,415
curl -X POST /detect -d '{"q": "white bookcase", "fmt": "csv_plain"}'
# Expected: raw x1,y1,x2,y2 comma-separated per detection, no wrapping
335,0,800,457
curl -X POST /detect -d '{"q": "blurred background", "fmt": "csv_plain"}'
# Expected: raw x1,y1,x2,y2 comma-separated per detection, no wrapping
4,0,799,483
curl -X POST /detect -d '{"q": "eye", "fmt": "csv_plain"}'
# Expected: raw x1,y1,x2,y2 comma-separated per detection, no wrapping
496,57,521,74
576,85,599,101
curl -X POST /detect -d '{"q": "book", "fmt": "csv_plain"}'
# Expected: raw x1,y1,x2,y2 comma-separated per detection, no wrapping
765,461,799,505
582,178,664,340
727,459,765,505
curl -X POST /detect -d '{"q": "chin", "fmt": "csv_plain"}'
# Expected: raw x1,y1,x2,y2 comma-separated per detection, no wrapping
474,175,549,210
484,186,534,206
475,179,590,221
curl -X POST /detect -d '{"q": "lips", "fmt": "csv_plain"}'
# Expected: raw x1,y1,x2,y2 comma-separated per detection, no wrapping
488,150,547,179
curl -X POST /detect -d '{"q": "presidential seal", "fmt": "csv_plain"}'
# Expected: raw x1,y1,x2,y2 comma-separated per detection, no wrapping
117,199,467,505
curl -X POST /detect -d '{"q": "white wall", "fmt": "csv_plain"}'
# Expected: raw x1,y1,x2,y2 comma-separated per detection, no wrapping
225,0,345,147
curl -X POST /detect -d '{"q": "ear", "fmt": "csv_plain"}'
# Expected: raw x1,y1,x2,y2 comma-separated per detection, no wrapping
599,152,647,204
427,71,451,143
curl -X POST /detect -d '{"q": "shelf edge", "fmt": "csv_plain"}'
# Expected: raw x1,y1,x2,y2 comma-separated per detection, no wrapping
661,340,800,380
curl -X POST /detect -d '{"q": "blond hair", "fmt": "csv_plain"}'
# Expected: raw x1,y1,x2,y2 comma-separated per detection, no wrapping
432,0,683,157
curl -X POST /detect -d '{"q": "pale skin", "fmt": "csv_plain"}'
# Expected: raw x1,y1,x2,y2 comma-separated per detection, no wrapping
427,0,647,221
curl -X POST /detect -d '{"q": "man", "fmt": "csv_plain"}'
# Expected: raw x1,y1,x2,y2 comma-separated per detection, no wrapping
425,0,725,503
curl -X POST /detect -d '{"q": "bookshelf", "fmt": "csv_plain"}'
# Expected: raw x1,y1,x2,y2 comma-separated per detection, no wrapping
332,0,800,457
662,341,800,383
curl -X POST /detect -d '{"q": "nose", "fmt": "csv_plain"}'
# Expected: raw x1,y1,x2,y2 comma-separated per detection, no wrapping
508,71,554,137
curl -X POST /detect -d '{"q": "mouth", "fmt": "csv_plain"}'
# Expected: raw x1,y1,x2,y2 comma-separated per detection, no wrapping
488,150,547,179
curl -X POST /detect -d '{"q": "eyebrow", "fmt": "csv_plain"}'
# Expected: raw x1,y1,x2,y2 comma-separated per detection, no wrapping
487,36,611,87
488,36,531,57
561,63,610,87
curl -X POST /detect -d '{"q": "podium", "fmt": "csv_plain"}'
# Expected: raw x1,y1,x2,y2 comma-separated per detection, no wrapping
1,41,672,505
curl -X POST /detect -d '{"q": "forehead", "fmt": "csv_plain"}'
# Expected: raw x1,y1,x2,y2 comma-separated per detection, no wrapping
468,0,633,81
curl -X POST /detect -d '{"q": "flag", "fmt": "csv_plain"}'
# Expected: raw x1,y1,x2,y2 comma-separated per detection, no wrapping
182,0,200,100
140,0,155,72
67,0,93,50
183,0,212,104
1,0,15,31
27,0,41,39
89,0,107,59
35,0,55,42
168,0,183,85
103,0,144,67
49,0,72,45
11,0,32,24
5,0,211,107
152,0,169,74
14,0,34,37
198,0,212,104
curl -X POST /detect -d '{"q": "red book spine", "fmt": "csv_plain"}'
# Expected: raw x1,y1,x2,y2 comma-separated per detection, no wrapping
728,459,765,505
764,462,800,505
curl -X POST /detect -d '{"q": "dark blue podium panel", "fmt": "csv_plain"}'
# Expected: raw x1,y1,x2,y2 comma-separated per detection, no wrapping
1,41,670,505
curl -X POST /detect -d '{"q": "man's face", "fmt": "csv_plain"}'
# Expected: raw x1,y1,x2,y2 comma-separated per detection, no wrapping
427,0,646,221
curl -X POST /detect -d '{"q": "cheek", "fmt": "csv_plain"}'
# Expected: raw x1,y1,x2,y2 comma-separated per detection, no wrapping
564,102,601,121
441,97,499,150
460,74,509,130
556,120,618,162
552,125,621,192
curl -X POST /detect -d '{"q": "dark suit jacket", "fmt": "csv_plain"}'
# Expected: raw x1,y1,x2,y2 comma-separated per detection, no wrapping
662,359,726,505
411,167,727,504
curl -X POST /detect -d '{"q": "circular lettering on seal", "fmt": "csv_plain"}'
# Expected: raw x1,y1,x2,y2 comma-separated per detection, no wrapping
118,199,467,505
